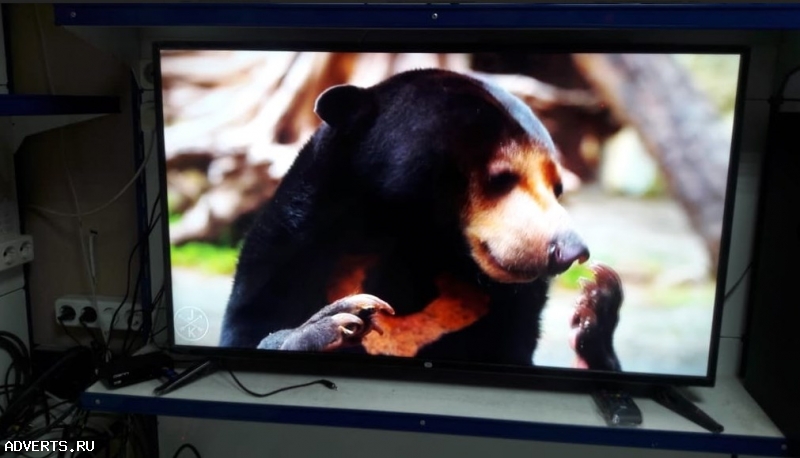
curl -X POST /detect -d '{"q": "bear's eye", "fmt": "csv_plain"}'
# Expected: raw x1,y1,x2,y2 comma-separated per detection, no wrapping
486,171,519,195
554,182,564,198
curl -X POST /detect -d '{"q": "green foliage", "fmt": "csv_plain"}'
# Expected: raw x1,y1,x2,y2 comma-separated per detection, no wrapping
166,190,183,216
170,242,240,276
556,262,595,290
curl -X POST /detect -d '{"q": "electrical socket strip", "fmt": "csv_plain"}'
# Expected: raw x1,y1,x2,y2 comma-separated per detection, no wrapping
55,295,142,332
0,235,33,272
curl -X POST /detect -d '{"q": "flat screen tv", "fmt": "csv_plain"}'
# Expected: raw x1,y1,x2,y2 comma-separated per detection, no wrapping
154,42,746,387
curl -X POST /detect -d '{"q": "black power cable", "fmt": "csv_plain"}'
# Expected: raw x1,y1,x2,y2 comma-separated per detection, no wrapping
0,331,29,364
3,361,18,407
107,194,162,357
225,368,337,398
121,255,145,355
0,346,88,438
125,285,165,353
723,262,753,304
172,443,201,458
0,331,30,410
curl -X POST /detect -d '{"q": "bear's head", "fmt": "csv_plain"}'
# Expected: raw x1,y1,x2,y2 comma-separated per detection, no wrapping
314,69,589,284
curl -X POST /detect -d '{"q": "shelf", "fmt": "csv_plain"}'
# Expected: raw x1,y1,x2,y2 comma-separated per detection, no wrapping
0,94,118,117
81,371,787,456
53,3,800,30
0,95,120,152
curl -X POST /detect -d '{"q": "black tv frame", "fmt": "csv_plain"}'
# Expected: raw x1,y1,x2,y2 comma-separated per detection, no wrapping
153,39,749,390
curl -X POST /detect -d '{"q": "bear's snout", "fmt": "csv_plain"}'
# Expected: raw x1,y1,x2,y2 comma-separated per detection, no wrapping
547,231,590,275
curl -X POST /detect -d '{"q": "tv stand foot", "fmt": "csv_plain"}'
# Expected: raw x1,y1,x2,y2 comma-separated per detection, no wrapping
654,386,724,433
153,359,217,397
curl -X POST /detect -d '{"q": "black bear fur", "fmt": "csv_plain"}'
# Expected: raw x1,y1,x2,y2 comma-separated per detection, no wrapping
219,68,621,369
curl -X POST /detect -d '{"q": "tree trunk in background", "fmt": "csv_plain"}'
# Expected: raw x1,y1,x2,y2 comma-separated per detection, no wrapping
572,53,731,274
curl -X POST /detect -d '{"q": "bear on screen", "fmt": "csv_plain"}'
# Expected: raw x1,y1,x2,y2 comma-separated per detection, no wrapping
218,68,624,371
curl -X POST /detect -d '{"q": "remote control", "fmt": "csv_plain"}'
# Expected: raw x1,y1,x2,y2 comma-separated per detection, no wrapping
592,390,643,427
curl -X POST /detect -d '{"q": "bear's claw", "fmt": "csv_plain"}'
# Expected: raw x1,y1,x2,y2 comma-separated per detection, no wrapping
570,262,623,371
265,294,395,352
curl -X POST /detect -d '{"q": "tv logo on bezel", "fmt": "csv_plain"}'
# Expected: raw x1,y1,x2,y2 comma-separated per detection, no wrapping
174,306,209,341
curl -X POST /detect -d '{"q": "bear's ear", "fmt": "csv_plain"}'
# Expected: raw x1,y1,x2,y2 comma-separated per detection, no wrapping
314,84,373,128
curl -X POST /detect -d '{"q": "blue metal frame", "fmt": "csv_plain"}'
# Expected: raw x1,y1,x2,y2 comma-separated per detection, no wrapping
54,3,800,30
0,94,119,117
80,390,787,456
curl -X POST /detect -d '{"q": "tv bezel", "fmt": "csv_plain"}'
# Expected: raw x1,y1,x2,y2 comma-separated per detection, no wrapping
153,39,749,389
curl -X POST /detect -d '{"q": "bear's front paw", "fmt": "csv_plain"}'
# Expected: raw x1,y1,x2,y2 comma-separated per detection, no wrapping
570,262,623,371
260,295,395,352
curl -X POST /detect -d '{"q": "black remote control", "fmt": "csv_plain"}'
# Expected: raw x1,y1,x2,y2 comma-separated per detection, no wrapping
592,390,643,427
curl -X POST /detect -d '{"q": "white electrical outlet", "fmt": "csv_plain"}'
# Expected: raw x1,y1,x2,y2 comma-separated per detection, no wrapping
0,235,33,272
55,295,142,332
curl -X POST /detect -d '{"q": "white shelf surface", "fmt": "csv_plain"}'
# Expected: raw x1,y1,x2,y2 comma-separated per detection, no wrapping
81,371,787,456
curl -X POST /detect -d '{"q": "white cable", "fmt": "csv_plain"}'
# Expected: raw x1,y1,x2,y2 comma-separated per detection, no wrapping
58,130,98,311
34,6,160,360
28,141,155,219
28,4,155,221
34,6,110,360
89,229,98,284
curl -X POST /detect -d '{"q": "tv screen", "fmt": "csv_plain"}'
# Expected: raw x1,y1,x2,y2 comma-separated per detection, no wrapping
155,45,744,385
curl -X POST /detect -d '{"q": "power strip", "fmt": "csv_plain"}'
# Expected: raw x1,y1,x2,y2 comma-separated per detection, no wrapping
0,235,33,272
55,295,142,332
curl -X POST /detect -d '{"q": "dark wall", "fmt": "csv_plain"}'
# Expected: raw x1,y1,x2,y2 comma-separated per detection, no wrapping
742,109,800,455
